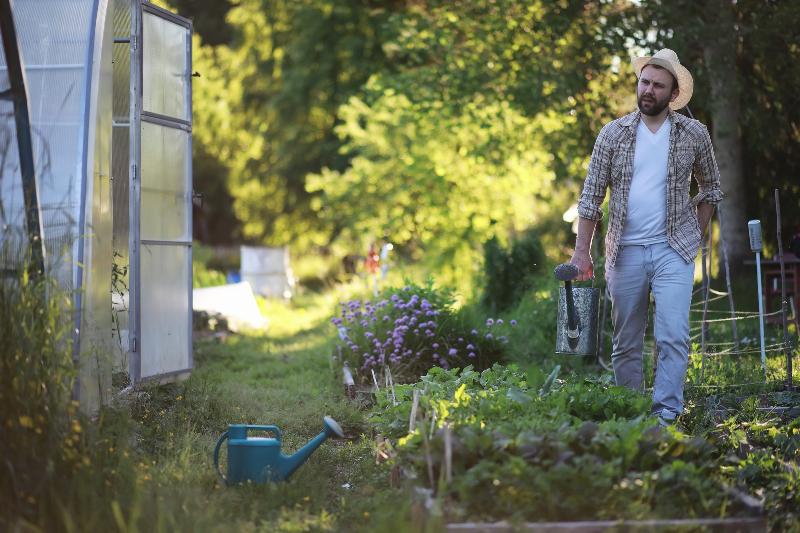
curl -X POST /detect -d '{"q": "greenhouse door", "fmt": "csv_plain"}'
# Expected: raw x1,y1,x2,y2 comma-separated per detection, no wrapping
130,1,192,383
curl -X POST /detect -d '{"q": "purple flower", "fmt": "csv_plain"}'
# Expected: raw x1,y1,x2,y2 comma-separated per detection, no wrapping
432,343,440,349
471,329,478,336
467,344,475,350
485,333,493,340
448,348,457,356
486,318,494,327
510,319,517,327
496,319,504,326
468,352,476,358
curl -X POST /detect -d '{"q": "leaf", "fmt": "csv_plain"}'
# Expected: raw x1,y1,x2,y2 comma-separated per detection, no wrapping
506,387,532,404
539,365,561,397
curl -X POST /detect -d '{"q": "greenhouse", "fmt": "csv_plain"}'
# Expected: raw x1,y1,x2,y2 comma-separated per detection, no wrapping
0,0,193,412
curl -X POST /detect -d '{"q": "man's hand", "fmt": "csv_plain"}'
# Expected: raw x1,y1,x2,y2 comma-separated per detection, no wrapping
570,249,594,281
570,217,598,281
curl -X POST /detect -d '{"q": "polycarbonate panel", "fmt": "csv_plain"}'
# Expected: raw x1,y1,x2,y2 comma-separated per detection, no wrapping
112,125,130,248
0,0,95,289
112,44,130,120
140,121,190,241
142,12,187,119
2,1,93,65
140,243,190,378
112,0,130,36
0,93,25,274
0,32,8,91
111,124,129,368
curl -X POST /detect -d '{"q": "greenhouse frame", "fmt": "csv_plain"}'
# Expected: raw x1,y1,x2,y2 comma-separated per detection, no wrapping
0,0,194,412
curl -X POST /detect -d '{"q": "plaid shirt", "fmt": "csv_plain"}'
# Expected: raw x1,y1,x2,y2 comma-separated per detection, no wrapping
578,109,724,267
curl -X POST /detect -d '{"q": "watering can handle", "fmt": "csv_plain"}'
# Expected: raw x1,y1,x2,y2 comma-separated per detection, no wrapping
213,431,229,483
246,424,282,440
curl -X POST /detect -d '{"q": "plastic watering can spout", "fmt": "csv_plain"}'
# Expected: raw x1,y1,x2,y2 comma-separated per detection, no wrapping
281,416,345,479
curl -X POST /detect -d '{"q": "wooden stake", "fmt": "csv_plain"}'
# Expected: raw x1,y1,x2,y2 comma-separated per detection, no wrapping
443,423,452,484
775,189,793,389
700,230,709,382
409,389,420,433
386,367,397,405
717,206,739,352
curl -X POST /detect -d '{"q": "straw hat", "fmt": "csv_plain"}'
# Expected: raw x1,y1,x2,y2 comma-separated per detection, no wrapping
632,48,693,110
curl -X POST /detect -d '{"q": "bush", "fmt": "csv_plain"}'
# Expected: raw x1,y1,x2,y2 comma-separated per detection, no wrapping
481,229,546,312
0,272,76,522
331,281,517,383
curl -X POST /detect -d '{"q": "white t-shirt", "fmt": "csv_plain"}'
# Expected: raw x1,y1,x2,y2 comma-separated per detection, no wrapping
621,119,670,245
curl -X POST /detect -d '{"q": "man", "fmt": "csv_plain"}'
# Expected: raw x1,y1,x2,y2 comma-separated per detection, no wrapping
570,49,724,425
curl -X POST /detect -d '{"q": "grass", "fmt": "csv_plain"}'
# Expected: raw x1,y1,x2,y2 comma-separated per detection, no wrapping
121,284,415,532
3,277,417,532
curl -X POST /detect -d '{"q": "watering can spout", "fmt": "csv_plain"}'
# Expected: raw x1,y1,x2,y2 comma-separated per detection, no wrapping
281,416,344,479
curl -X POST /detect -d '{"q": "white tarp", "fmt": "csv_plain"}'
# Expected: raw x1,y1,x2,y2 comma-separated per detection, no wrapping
240,245,295,298
192,281,268,331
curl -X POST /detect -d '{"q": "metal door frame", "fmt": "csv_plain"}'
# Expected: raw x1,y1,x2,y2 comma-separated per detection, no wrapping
129,0,193,383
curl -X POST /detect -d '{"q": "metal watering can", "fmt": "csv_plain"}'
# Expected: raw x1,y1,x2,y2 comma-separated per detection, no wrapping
554,263,600,357
213,416,344,484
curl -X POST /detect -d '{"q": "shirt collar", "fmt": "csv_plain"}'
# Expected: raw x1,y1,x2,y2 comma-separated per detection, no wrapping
620,109,683,130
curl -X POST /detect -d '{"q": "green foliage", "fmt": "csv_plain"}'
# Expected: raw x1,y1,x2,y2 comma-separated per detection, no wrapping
190,0,638,274
306,93,562,283
0,272,76,522
370,365,754,522
481,229,546,312
192,242,228,288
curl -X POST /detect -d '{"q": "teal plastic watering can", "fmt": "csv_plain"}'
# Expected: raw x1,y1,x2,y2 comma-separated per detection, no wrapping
213,416,344,484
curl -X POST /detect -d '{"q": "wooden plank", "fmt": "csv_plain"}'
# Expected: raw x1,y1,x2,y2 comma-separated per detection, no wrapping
445,517,766,532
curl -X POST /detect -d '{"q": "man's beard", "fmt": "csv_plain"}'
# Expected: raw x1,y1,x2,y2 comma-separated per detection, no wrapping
637,93,670,116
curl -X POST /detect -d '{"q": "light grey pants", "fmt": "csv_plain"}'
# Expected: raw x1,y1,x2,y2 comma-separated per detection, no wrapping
606,242,695,420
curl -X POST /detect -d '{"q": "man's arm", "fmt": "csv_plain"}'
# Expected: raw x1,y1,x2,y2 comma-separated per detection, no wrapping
570,217,598,281
571,123,614,281
697,202,715,236
692,125,724,207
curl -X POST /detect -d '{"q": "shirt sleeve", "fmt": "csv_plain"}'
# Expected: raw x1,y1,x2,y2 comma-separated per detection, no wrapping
692,124,725,206
577,124,613,221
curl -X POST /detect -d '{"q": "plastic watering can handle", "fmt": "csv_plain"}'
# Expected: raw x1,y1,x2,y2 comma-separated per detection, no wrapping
213,431,229,483
246,425,282,441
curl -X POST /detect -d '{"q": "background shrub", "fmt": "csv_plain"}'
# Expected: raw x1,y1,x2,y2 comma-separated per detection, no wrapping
481,229,546,312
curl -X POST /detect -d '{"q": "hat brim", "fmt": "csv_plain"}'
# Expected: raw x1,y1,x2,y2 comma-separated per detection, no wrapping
632,56,694,110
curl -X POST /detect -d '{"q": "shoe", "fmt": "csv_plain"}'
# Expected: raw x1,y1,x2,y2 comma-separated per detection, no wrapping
657,415,676,427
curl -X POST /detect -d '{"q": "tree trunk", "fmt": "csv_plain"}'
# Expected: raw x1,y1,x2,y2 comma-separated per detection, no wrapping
703,0,749,274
